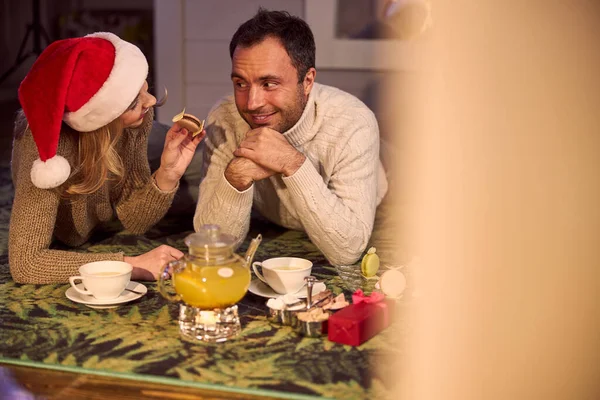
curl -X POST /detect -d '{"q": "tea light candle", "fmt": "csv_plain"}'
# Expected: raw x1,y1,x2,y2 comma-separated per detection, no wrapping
197,310,218,325
297,307,329,322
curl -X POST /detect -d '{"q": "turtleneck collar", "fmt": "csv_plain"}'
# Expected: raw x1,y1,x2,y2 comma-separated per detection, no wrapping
282,83,320,147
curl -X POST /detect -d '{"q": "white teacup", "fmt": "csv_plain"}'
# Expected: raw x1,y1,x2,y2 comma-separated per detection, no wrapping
252,257,312,294
69,261,132,300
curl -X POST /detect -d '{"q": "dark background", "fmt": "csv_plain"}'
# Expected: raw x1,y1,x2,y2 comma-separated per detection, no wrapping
0,0,154,167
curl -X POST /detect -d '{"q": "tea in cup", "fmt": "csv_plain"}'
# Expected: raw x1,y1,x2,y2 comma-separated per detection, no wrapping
252,257,312,294
69,261,132,300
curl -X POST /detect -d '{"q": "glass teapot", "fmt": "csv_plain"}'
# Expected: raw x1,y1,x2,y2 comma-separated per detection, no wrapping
158,224,262,342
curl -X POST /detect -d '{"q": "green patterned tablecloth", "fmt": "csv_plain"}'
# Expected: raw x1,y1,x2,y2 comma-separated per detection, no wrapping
0,169,405,400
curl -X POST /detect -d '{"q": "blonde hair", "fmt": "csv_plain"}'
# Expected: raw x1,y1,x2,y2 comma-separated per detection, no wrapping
65,118,124,196
14,110,125,196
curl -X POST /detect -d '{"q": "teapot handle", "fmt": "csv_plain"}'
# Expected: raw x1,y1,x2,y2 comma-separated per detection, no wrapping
158,259,183,303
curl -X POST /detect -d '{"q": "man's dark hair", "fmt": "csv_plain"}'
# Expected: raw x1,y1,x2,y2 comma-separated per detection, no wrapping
229,8,316,83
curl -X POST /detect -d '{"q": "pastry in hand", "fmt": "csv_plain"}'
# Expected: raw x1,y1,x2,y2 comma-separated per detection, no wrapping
172,108,205,137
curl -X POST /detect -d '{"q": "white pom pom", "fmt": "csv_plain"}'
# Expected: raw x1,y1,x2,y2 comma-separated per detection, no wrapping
30,155,71,189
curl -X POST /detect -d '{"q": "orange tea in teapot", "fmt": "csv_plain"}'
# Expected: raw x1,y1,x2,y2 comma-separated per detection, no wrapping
173,262,251,309
158,224,262,342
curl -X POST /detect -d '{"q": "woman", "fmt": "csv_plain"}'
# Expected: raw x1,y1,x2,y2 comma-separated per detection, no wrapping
9,32,205,284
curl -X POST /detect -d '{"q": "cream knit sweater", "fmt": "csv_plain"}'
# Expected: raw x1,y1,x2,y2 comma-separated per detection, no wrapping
9,110,177,284
194,83,388,266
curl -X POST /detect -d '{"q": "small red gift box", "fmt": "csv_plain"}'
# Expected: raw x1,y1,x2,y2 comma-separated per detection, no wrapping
327,290,393,346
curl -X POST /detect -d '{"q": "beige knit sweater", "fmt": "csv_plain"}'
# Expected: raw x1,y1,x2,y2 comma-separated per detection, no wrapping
9,110,177,284
194,83,388,266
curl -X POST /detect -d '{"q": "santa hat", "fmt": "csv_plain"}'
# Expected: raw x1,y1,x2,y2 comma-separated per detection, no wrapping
18,32,148,189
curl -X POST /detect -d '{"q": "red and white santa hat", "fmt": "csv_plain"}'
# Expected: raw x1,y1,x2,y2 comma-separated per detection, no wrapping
18,32,148,189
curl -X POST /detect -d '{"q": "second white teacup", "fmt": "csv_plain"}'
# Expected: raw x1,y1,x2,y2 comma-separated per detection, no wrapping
69,261,132,301
252,257,312,294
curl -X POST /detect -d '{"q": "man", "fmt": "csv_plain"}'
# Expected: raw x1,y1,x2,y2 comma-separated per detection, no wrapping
194,9,388,266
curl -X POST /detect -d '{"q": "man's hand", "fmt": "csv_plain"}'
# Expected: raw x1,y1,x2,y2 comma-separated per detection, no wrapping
233,127,306,176
224,157,276,191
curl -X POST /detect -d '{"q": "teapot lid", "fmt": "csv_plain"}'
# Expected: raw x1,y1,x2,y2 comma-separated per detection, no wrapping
184,224,237,250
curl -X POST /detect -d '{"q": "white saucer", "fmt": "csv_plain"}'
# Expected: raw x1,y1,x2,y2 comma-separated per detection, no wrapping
248,279,326,299
65,281,147,309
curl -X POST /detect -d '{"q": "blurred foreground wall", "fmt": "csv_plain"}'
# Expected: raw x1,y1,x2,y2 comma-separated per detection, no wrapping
386,2,600,399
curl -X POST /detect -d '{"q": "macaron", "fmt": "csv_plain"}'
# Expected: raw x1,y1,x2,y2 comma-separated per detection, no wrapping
172,108,205,137
360,247,380,277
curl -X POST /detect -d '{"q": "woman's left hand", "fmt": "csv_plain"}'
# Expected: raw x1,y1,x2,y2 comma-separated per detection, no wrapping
155,123,206,191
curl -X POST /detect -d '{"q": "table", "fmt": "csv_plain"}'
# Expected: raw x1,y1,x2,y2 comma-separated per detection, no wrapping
0,222,404,400
1,363,279,399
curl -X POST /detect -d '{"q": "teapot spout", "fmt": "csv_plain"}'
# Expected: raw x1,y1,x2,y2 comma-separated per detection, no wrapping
244,234,262,268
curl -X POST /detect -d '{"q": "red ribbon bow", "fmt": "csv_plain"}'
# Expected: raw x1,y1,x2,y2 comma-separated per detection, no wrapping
352,289,385,304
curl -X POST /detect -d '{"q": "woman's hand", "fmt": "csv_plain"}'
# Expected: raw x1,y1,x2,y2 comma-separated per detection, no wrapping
124,245,184,281
155,123,206,191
